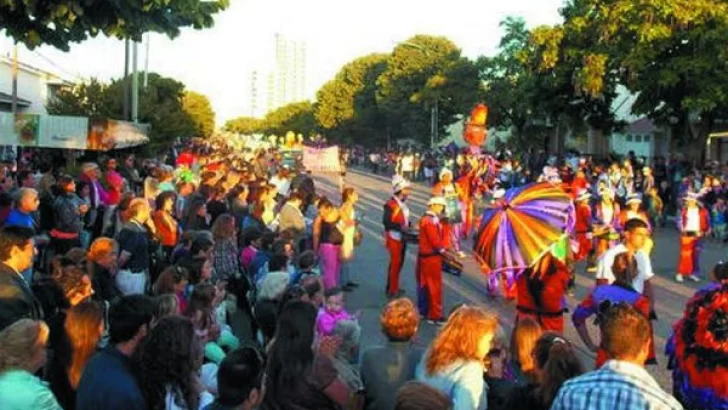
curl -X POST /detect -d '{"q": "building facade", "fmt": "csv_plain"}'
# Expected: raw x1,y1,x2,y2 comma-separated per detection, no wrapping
0,56,71,115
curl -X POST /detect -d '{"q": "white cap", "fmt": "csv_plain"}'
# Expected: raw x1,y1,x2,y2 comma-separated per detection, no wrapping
626,193,642,205
576,189,591,201
439,168,453,180
392,175,411,193
428,196,447,207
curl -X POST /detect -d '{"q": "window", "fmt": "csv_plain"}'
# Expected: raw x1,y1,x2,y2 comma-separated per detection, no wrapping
626,134,633,142
635,135,643,143
643,134,651,142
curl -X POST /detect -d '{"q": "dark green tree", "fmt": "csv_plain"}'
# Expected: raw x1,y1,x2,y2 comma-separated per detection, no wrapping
263,101,316,137
224,116,264,135
0,0,229,51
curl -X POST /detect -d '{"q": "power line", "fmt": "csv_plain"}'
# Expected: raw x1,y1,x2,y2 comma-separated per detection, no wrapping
31,50,84,82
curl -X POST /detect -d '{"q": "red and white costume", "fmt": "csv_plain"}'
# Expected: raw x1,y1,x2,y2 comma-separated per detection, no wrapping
677,198,710,278
382,177,410,296
416,208,448,320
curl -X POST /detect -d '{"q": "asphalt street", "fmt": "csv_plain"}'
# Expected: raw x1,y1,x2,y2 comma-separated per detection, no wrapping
313,168,727,390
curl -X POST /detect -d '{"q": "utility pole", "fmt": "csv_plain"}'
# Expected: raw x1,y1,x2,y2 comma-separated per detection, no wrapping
11,44,18,116
131,41,139,123
143,34,150,89
123,39,130,121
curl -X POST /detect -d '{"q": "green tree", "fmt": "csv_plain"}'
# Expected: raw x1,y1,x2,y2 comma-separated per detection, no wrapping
182,91,216,138
314,53,388,145
47,72,197,149
0,0,229,51
555,0,728,158
376,35,481,146
224,116,264,135
263,101,316,137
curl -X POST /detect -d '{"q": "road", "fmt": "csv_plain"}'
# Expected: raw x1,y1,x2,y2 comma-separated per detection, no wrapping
312,168,726,390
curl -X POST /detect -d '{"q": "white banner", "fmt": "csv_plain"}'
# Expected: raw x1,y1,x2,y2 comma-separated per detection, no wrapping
302,145,341,172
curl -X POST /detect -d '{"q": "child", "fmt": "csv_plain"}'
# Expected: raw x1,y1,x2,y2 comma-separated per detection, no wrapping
316,287,358,337
185,283,240,364
711,198,727,241
290,250,320,285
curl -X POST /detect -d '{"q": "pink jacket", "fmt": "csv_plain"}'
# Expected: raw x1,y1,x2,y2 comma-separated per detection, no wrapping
316,307,353,336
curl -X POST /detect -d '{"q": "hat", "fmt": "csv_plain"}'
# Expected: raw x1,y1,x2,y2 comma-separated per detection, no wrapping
626,193,642,205
576,189,591,202
492,188,506,199
428,196,447,207
392,175,411,193
439,168,453,180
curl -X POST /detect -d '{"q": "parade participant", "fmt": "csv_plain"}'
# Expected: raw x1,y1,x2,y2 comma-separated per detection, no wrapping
433,168,464,257
383,175,411,297
620,193,653,254
573,189,593,263
455,163,477,239
676,192,710,283
595,218,655,315
515,251,570,333
573,252,655,367
415,196,450,325
589,188,620,273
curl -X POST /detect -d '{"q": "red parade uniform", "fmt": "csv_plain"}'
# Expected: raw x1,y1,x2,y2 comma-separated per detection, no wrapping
678,206,710,277
574,201,593,261
416,212,447,320
593,201,621,259
515,257,570,333
382,196,409,296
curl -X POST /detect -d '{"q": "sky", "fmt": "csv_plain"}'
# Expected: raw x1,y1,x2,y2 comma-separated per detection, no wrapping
0,0,564,125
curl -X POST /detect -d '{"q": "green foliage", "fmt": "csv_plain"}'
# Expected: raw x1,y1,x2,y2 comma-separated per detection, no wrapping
224,117,264,135
263,101,316,137
182,91,216,138
46,72,198,149
0,0,229,51
377,35,481,145
314,53,389,145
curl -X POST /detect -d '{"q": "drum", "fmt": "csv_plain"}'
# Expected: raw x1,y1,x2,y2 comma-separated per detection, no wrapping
444,255,463,276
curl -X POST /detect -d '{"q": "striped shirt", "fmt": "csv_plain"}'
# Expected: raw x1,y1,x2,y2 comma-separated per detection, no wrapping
550,360,683,410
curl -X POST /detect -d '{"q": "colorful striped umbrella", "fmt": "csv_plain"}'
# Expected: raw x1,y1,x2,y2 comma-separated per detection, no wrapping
473,182,573,280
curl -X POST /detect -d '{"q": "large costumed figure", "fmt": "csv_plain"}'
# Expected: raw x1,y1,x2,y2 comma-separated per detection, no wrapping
676,192,710,283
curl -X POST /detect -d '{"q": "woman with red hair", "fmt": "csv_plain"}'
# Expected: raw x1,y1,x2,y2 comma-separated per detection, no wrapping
416,305,499,410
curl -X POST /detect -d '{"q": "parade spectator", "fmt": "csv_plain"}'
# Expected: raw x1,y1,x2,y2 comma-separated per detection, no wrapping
416,305,499,410
211,213,240,282
116,198,153,295
239,228,263,272
316,287,357,337
0,319,61,410
153,265,190,313
361,298,424,410
5,187,38,229
87,237,121,303
551,304,682,410
76,295,154,410
48,300,104,410
153,191,179,262
394,381,452,410
203,347,266,410
51,175,86,254
262,300,352,410
339,187,360,290
314,197,344,289
278,191,306,242
139,315,214,410
0,225,41,330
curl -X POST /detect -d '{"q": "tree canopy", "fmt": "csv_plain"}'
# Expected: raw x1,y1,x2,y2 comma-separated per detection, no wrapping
183,91,216,138
262,101,317,137
0,0,229,51
47,72,200,148
224,116,264,135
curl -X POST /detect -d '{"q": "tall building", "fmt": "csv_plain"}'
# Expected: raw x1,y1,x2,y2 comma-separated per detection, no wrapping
248,34,307,118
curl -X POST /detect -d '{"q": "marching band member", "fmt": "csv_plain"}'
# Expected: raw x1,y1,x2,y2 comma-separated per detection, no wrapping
433,169,465,257
590,188,621,273
416,196,451,325
676,193,710,283
382,175,411,297
573,189,593,262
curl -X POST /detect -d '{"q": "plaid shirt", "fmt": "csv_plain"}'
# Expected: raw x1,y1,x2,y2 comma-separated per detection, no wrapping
551,360,683,410
212,238,239,282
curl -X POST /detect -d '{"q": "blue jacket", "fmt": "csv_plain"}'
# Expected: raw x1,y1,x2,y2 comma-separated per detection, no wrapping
75,346,146,410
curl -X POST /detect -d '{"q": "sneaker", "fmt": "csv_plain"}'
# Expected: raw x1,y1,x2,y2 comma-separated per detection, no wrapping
675,274,684,283
427,318,447,326
687,275,701,282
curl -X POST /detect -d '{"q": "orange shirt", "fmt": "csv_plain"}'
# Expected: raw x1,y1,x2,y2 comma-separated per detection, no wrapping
153,210,178,247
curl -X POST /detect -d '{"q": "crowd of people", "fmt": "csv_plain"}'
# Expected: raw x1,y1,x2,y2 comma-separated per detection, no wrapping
0,139,724,410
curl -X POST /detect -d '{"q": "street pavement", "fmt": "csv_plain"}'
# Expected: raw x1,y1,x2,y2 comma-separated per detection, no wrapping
312,168,728,390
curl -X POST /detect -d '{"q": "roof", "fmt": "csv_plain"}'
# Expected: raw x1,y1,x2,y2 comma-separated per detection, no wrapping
0,56,74,85
627,117,656,134
0,92,31,106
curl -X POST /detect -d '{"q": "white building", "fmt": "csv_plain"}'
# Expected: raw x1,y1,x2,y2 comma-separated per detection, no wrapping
0,56,72,114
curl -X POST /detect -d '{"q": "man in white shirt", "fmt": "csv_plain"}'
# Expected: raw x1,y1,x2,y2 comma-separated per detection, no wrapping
596,218,655,312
